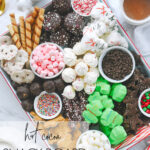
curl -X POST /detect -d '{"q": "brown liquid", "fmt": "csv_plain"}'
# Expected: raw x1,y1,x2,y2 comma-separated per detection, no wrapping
124,0,150,20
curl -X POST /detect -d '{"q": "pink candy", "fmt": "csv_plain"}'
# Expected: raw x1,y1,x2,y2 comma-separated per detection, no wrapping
72,0,98,16
31,43,64,78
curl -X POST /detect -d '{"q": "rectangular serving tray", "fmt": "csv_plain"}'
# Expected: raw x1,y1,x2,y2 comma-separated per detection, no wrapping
0,0,150,149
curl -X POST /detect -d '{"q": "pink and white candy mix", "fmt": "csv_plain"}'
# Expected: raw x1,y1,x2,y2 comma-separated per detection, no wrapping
30,43,65,78
72,0,98,16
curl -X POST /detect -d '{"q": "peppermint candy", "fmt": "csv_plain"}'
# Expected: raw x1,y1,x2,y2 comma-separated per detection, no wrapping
72,0,98,16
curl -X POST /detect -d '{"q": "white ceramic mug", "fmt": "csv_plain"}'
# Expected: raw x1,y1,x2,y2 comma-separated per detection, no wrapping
120,0,150,25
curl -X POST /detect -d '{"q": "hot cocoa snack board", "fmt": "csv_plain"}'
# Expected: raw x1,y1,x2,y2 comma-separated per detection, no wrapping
0,0,150,149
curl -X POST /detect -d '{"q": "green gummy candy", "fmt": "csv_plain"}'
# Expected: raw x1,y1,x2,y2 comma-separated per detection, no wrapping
96,77,109,92
100,108,123,128
143,99,147,102
109,126,127,145
99,82,111,95
82,110,98,124
147,105,150,109
86,104,102,117
88,92,101,103
111,84,127,102
99,95,114,109
99,124,112,136
102,98,114,109
91,100,104,110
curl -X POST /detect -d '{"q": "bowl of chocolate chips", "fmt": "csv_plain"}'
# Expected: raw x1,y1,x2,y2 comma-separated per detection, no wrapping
99,46,135,83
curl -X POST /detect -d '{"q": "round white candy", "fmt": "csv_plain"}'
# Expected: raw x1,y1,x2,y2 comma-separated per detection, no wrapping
84,72,98,84
83,53,98,68
62,85,75,99
64,48,77,67
89,68,100,78
72,78,84,91
62,68,76,83
75,62,88,76
104,143,111,150
101,134,108,142
73,42,87,55
84,83,96,95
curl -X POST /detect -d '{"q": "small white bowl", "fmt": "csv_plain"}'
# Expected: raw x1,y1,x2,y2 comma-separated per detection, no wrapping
99,46,135,83
34,91,62,120
71,0,98,17
121,0,150,25
76,130,111,149
138,88,150,118
30,42,65,80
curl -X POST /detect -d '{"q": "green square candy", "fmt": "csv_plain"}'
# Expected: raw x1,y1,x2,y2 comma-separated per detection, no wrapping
88,92,101,103
99,124,112,136
96,77,109,92
91,100,104,110
102,98,114,109
109,126,127,145
112,84,127,102
86,104,102,117
99,82,111,95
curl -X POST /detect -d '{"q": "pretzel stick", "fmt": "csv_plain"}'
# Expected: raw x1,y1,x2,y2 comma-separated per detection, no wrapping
33,15,44,49
19,16,26,50
9,13,21,46
32,8,45,42
7,25,22,49
25,17,32,55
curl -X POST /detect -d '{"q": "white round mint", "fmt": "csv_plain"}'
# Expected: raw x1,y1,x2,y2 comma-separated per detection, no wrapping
77,144,87,149
101,134,108,142
104,143,111,150
73,42,87,55
64,48,77,67
62,68,76,83
75,62,88,76
84,72,98,84
83,53,98,67
62,85,75,99
99,148,105,150
72,78,84,91
84,83,96,95
88,136,95,145
89,68,100,78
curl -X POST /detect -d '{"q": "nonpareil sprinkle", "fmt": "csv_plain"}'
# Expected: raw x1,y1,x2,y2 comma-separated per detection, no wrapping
37,93,60,116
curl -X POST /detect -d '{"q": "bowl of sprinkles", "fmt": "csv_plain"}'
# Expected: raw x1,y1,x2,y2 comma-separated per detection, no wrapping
138,88,150,118
34,91,62,120
71,0,98,16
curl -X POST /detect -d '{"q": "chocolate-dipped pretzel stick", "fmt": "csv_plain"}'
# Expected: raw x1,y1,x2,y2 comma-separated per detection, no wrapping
19,16,26,50
25,17,33,55
9,13,22,48
33,15,44,49
7,25,22,50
